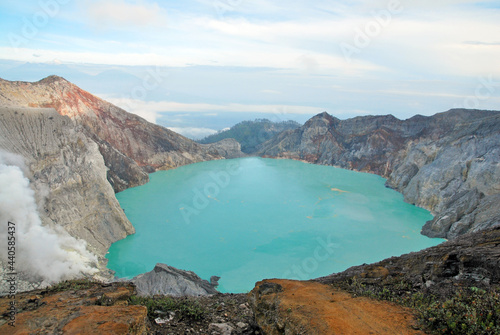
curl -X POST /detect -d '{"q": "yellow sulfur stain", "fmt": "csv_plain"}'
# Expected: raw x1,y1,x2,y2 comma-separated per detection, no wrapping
208,195,220,202
331,188,348,193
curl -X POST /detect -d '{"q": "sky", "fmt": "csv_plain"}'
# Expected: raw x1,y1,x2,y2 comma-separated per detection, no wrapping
0,0,499,138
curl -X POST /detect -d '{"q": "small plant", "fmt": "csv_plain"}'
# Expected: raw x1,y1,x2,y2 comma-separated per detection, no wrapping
128,295,206,321
417,287,500,335
47,279,96,292
333,279,500,334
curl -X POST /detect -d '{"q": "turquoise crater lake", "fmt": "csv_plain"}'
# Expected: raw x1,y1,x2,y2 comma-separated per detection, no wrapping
107,158,443,293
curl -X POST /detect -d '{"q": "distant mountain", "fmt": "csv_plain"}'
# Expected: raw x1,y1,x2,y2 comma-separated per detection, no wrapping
258,110,500,239
198,119,301,153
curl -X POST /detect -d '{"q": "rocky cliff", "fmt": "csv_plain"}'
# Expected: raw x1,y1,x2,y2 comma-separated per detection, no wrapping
200,138,247,159
0,107,133,260
131,263,219,297
0,76,230,192
0,76,243,288
259,110,500,239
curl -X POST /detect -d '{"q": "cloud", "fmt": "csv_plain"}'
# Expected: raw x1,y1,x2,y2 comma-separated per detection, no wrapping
103,97,326,117
167,127,218,140
100,95,159,123
0,151,98,284
463,41,500,46
81,0,168,30
261,90,281,95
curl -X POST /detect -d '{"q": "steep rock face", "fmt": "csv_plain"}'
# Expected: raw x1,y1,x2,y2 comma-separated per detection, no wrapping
259,110,500,238
0,76,227,192
200,138,247,159
131,263,219,297
0,107,133,259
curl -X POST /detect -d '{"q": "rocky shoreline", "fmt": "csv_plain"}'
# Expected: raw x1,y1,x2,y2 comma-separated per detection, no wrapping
259,109,500,239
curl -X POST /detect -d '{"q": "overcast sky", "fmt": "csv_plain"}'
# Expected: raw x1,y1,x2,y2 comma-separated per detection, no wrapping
0,0,499,137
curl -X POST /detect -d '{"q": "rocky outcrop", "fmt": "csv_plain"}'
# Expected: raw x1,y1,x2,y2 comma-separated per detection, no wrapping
259,109,500,239
248,279,425,335
199,119,301,154
201,138,247,159
317,225,500,295
0,107,133,259
0,76,234,192
131,263,219,297
0,281,148,334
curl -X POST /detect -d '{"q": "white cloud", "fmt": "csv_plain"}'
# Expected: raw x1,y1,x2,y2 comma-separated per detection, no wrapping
100,95,159,123
261,90,282,95
81,0,168,30
104,98,326,117
167,127,218,140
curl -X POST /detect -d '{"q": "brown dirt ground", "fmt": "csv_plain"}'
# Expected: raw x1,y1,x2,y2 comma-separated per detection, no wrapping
262,279,426,334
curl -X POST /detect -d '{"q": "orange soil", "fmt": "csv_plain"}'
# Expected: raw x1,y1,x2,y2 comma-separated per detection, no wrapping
267,279,426,334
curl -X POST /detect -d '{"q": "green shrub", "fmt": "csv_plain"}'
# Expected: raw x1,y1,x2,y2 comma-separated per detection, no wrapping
417,287,500,335
47,278,96,292
334,280,500,334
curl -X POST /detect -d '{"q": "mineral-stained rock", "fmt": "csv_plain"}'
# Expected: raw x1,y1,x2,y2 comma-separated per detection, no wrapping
248,279,425,335
259,109,500,238
0,76,241,192
131,263,219,297
0,282,148,335
0,107,133,259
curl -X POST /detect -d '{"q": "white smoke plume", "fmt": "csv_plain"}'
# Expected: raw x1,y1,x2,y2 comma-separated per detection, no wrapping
0,151,98,284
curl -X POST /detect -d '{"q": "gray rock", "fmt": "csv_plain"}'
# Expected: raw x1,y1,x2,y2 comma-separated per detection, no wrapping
208,322,234,335
0,107,133,259
210,275,221,287
131,263,219,297
201,138,246,159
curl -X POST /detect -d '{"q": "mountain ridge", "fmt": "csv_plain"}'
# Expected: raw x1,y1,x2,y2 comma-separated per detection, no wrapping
259,109,500,239
0,76,243,288
0,75,242,192
198,118,301,154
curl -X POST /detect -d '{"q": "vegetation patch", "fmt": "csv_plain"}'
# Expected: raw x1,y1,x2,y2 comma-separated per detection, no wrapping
46,278,97,292
198,119,300,153
334,279,500,334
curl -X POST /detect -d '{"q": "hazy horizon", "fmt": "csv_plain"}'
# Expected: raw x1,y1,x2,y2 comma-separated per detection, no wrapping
1,1,499,138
